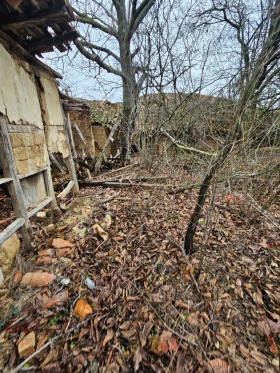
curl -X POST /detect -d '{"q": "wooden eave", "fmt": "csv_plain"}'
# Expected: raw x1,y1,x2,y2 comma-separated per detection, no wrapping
60,92,90,112
0,0,78,56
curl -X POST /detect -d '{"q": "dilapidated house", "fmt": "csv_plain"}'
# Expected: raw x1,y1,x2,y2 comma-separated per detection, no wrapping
0,0,79,278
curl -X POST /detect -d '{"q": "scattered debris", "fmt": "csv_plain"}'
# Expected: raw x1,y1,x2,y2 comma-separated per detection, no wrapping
0,165,279,372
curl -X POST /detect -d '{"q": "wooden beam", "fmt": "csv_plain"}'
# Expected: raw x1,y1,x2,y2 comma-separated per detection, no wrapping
57,180,74,201
5,0,22,10
94,120,120,175
0,177,13,185
0,7,69,29
0,218,25,246
73,121,91,156
0,30,62,78
18,167,47,180
49,153,66,174
27,196,53,218
67,113,77,159
27,31,78,54
0,114,33,249
7,124,41,133
62,112,79,195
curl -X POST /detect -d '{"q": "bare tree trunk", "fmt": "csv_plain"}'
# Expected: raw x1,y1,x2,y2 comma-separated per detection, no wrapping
120,42,138,165
184,117,242,254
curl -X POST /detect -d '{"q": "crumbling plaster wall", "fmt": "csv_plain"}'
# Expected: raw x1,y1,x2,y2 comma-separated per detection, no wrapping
0,44,43,128
0,43,48,180
0,41,68,172
0,40,67,208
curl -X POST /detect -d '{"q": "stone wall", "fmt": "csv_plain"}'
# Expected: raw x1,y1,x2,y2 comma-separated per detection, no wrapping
92,126,120,158
68,110,95,157
9,131,48,175
89,100,121,127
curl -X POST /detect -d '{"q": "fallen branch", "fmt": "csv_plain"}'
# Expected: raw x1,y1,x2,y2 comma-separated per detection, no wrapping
82,181,172,189
98,192,120,203
11,337,58,373
169,182,202,194
10,317,94,373
79,176,169,186
160,129,218,157
170,167,280,194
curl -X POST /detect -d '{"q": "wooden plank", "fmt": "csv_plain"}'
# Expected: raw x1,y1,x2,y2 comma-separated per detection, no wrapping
73,121,88,147
62,112,79,195
0,8,69,29
67,113,77,158
94,120,120,174
0,30,62,79
0,218,25,246
7,124,41,133
72,121,91,156
27,31,78,54
27,196,53,218
5,0,22,10
0,177,13,185
18,167,47,180
0,114,33,249
57,180,74,201
42,168,57,209
92,164,139,179
49,153,66,174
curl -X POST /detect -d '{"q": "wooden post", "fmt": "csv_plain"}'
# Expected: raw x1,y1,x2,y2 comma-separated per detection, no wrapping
94,120,120,175
67,113,77,159
0,114,33,249
62,112,79,195
72,121,91,156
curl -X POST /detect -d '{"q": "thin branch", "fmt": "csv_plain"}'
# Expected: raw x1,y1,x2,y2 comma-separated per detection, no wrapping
74,39,126,79
72,6,118,38
83,41,121,63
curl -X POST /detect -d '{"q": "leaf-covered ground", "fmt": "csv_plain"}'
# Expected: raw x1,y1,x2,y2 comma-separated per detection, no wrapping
0,163,279,372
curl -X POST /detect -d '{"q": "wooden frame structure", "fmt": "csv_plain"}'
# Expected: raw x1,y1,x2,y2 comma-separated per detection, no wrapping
0,0,80,250
0,114,57,248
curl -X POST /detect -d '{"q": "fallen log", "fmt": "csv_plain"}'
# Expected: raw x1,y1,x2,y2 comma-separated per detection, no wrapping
79,175,169,186
91,163,139,179
80,181,172,189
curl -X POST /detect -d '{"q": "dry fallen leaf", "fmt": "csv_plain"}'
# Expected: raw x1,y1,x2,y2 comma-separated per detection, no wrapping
121,329,137,338
73,299,93,321
134,346,145,371
20,272,55,287
43,290,69,309
102,328,114,348
206,358,229,373
267,336,279,354
52,238,74,249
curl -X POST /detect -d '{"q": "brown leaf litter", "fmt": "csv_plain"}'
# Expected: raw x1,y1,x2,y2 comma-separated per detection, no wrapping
0,164,279,372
